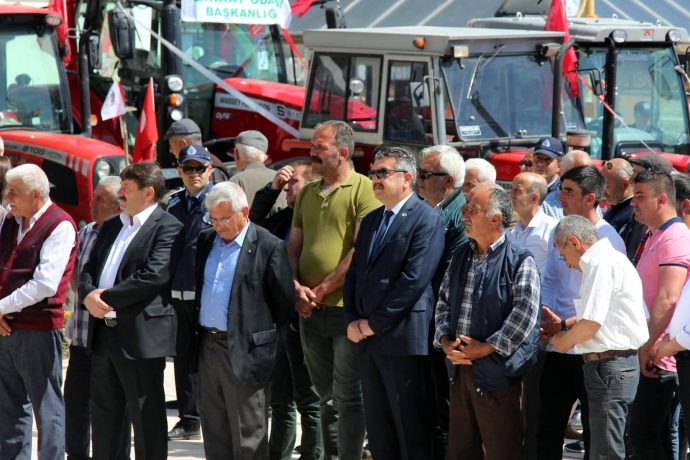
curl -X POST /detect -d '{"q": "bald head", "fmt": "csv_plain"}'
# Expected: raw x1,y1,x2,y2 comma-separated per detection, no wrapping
559,150,592,175
511,172,548,222
602,158,634,204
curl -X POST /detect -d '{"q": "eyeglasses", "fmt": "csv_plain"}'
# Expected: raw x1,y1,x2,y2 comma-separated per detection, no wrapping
368,168,407,180
203,213,234,226
181,164,208,175
519,160,533,168
461,203,482,216
417,168,449,180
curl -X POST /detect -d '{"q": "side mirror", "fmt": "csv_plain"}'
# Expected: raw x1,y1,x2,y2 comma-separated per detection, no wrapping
108,9,135,60
325,5,347,29
87,32,102,70
589,69,604,97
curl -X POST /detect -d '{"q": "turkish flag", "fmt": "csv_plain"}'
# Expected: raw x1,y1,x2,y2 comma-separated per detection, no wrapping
132,79,158,163
545,0,579,97
291,0,316,17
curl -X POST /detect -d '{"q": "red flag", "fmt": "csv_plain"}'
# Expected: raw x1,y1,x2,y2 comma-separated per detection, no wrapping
132,79,158,163
545,0,579,97
50,0,71,65
291,0,316,17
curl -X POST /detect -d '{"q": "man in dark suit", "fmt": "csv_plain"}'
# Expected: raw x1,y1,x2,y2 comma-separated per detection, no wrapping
195,181,295,460
79,162,184,460
344,145,445,460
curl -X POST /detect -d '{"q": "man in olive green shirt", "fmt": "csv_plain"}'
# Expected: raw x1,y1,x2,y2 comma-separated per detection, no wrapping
288,120,380,460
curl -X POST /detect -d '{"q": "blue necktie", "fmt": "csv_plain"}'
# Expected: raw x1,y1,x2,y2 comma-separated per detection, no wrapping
370,210,394,258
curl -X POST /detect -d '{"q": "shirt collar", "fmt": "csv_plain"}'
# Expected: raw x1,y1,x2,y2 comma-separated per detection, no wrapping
15,198,53,231
522,208,549,229
580,238,613,269
387,192,414,216
659,216,682,232
120,203,158,228
470,233,506,256
437,188,463,210
214,221,250,248
185,182,212,201
317,169,357,191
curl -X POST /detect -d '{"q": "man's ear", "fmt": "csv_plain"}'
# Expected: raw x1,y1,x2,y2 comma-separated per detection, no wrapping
444,175,455,189
681,198,690,215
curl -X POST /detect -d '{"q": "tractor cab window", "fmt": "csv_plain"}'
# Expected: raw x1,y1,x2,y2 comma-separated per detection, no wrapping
577,46,690,157
383,61,432,145
302,53,381,132
0,25,69,131
443,52,581,142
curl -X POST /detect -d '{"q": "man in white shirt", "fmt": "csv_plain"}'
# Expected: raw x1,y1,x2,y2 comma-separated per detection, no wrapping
80,162,184,460
538,165,625,459
0,163,77,460
551,215,648,460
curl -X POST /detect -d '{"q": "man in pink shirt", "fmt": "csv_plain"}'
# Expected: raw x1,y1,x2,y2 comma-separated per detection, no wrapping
630,167,690,459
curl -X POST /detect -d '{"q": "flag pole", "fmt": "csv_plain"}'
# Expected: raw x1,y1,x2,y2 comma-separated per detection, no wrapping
119,116,130,166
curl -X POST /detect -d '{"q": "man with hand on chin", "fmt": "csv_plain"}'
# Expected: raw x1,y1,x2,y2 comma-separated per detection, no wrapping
344,145,444,459
434,184,540,460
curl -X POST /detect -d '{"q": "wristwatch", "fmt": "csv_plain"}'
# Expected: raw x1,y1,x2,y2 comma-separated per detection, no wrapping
560,319,567,331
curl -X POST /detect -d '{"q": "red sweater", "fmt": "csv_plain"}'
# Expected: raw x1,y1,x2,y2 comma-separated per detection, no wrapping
0,203,77,330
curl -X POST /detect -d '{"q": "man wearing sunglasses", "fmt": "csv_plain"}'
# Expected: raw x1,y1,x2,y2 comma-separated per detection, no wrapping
416,144,467,460
165,144,213,440
345,145,445,460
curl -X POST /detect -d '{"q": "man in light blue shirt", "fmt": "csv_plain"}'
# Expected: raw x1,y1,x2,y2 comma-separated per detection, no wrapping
195,182,295,460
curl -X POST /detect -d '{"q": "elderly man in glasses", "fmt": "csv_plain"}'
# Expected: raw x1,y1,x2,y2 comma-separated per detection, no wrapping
434,184,541,460
195,182,295,459
165,144,214,440
416,144,467,459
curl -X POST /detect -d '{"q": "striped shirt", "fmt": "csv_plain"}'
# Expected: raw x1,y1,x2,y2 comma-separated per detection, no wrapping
65,222,100,347
434,234,541,356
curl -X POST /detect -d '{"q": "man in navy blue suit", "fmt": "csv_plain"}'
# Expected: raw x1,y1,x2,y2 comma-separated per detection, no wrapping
344,145,445,460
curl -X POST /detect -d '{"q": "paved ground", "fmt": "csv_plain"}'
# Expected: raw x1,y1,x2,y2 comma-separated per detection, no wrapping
30,358,581,459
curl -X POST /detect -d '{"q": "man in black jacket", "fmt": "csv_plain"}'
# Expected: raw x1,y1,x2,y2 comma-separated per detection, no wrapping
195,182,295,460
250,160,323,460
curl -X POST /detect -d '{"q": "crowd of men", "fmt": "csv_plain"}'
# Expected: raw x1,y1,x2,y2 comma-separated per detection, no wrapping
3,119,690,460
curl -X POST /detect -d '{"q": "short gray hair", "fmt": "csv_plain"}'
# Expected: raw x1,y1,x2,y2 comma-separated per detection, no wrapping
373,145,417,182
527,178,548,204
315,120,355,159
96,176,121,203
206,182,248,212
485,187,512,230
236,143,266,163
465,158,496,184
5,163,50,200
553,215,599,247
419,144,465,187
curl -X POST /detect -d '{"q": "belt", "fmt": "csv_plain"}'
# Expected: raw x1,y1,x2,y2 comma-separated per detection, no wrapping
103,317,118,328
171,290,196,301
582,349,637,363
201,328,227,340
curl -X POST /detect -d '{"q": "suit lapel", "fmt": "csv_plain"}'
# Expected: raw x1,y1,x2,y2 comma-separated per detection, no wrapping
115,205,162,281
195,229,215,300
229,223,258,306
96,217,123,280
369,194,419,264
